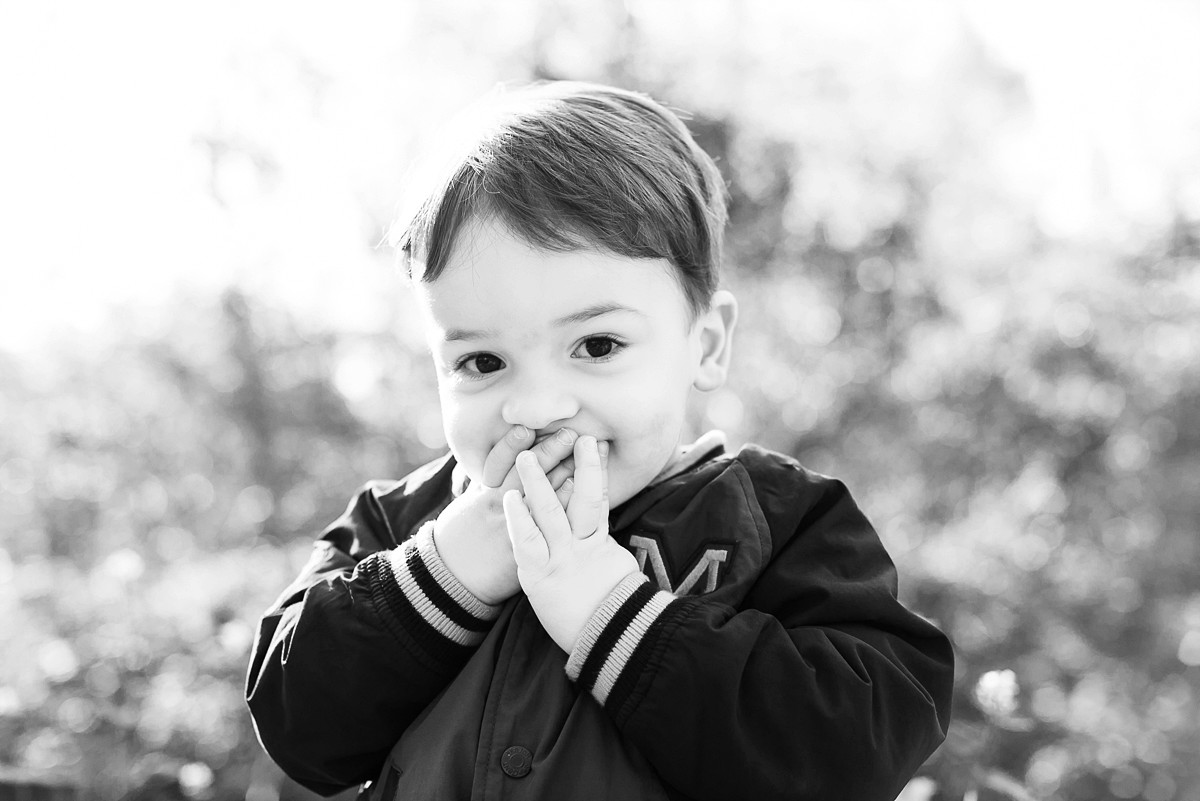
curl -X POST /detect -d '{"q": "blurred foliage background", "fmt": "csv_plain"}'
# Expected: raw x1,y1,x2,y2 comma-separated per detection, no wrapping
2,1,1200,800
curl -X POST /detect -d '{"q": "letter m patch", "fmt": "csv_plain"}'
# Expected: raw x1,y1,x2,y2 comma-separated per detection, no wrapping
628,534,735,596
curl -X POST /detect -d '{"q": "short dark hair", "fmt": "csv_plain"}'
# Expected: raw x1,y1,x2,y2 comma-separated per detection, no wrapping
390,81,728,317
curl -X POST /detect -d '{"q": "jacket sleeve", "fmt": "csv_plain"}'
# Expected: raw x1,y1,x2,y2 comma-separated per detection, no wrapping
565,464,955,801
245,481,501,796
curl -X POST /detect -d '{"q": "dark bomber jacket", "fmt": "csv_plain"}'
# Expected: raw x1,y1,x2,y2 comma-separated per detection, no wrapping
246,443,954,800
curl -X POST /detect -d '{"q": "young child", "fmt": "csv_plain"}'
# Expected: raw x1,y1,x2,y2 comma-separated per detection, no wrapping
246,81,954,800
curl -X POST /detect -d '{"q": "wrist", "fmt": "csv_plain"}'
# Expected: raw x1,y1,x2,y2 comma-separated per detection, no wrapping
432,511,512,606
416,521,505,615
376,521,501,653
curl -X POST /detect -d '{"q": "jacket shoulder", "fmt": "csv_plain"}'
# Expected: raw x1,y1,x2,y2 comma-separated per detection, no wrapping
730,442,847,501
729,443,861,544
369,453,457,514
321,454,456,560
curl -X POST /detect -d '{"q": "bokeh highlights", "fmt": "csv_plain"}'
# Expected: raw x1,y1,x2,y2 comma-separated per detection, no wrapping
2,2,1199,800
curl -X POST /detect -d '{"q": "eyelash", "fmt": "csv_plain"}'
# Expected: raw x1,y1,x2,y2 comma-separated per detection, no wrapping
573,334,626,361
451,335,627,378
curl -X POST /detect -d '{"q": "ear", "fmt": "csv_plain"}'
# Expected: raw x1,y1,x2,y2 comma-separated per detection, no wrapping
692,290,738,392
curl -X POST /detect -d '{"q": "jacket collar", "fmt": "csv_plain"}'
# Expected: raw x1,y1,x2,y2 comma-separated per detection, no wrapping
650,430,727,485
609,431,729,532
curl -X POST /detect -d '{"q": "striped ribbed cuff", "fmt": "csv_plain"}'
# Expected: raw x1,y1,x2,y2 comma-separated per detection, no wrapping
565,571,676,706
383,520,501,647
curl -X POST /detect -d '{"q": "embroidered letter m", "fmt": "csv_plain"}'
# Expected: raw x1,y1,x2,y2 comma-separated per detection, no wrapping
629,534,732,595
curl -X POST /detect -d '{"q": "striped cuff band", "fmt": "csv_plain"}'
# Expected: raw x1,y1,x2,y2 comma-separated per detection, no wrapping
566,571,676,705
413,522,502,621
386,520,501,647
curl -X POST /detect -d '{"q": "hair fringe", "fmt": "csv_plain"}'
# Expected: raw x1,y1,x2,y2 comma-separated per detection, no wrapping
391,82,727,315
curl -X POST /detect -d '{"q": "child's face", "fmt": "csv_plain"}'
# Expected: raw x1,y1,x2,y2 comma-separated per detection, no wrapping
414,219,724,508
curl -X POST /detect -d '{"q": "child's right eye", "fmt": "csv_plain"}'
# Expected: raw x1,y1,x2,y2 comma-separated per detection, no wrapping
455,353,505,376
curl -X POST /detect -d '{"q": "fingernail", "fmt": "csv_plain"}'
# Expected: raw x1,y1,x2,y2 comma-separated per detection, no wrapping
511,425,529,440
516,450,536,465
598,441,609,458
556,428,577,444
562,478,574,493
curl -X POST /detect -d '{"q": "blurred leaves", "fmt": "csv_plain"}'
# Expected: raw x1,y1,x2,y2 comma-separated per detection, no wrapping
1,288,440,799
4,2,1200,800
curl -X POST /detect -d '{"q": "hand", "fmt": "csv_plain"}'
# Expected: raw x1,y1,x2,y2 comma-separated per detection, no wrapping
435,425,578,605
503,436,640,653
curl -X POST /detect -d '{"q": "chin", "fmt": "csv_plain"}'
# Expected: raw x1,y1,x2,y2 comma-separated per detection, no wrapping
607,487,633,509
607,473,654,509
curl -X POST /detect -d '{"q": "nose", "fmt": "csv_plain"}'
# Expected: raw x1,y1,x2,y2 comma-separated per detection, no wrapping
500,366,580,431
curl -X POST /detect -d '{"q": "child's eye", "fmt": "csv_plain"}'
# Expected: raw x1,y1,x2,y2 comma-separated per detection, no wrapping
572,335,624,361
455,352,505,376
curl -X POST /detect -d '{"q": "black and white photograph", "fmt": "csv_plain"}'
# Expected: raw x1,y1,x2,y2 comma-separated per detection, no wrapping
2,2,1198,800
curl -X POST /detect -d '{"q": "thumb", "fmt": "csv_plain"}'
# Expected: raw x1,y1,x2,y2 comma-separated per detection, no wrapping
503,489,550,570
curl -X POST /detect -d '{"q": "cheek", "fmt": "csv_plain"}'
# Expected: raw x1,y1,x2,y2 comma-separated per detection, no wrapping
438,389,494,471
622,406,680,443
620,375,690,438
609,404,686,480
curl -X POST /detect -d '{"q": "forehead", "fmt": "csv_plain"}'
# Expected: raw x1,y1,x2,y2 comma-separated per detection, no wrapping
414,220,691,336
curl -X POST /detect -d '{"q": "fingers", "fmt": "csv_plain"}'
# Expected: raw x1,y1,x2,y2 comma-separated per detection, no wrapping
482,425,533,488
545,457,575,490
498,428,578,492
599,440,609,504
566,437,608,539
513,450,571,545
503,489,549,569
556,477,575,508
531,429,579,476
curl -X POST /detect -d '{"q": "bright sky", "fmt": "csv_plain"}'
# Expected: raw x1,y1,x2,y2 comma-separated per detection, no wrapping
2,0,1197,355
0,1,429,354
964,0,1200,237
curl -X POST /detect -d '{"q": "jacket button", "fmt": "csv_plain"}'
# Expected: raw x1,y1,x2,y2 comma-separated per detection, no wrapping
500,745,533,778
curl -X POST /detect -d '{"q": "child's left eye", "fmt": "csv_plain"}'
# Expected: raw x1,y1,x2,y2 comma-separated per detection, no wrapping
572,335,624,360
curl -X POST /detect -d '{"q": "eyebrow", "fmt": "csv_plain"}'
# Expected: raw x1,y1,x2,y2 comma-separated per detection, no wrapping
442,302,643,342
